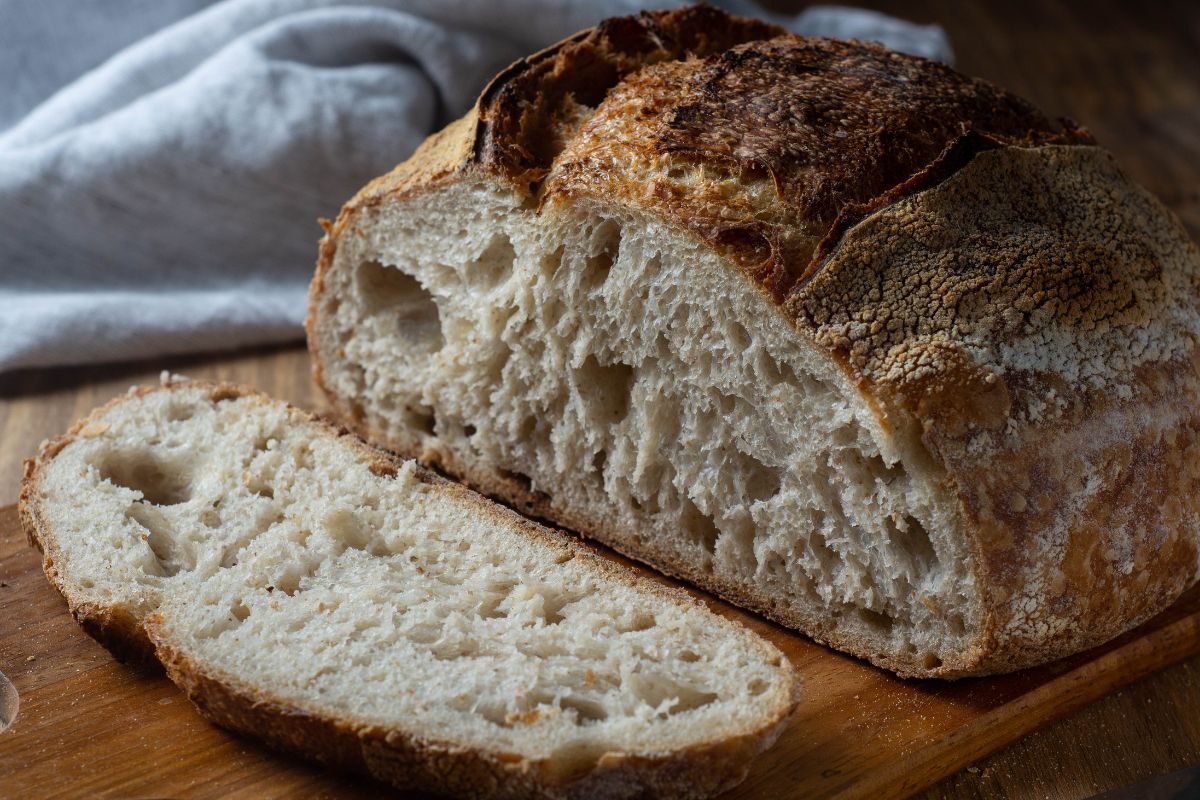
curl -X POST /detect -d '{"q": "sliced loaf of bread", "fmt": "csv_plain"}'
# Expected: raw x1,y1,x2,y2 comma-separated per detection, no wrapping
20,380,798,800
307,7,1200,677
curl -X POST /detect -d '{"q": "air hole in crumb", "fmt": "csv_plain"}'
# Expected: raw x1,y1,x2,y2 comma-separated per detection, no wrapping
922,653,944,670
857,607,896,633
126,503,188,577
477,593,511,620
575,356,635,423
756,350,785,383
761,551,789,581
631,673,717,716
472,233,516,289
165,403,194,422
679,650,701,663
560,695,608,724
275,560,319,596
356,260,443,353
540,245,564,276
591,449,607,476
748,678,768,696
463,424,477,438
409,405,437,437
620,612,656,633
476,702,515,728
220,511,283,568
580,220,621,291
406,626,440,645
324,509,373,552
885,514,938,574
499,468,533,493
231,600,250,622
863,453,905,486
681,499,719,555
728,321,752,351
832,426,858,447
538,590,582,625
100,451,192,506
293,444,315,471
200,509,221,528
431,639,479,661
739,452,783,504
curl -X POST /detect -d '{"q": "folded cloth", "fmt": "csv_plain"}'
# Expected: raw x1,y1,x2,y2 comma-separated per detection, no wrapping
0,0,950,373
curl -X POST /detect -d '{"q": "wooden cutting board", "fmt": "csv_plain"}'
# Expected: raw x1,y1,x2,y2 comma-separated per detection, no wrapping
1,502,1198,800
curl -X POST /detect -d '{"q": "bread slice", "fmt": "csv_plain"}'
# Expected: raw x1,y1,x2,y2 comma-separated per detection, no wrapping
307,6,1200,678
19,379,798,799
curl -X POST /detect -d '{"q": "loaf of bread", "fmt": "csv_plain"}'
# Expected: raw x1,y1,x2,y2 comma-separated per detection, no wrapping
20,380,798,799
307,6,1200,678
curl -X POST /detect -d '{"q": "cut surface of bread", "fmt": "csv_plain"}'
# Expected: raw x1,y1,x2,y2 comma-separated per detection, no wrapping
20,380,797,800
308,7,1200,678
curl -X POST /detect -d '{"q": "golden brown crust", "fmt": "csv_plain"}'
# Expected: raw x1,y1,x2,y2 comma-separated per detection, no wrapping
308,6,1200,677
337,5,781,215
544,35,1088,301
151,631,792,800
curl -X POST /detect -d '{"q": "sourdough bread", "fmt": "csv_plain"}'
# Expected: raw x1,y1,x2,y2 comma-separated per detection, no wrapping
20,380,798,799
307,7,1200,677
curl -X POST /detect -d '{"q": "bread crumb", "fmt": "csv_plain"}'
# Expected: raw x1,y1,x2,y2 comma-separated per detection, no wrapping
159,370,190,386
79,422,110,438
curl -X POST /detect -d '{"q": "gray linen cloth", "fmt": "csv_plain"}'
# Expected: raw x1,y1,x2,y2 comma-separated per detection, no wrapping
0,0,949,373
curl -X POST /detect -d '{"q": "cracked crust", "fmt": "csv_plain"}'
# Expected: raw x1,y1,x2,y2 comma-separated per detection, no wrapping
791,144,1200,673
308,6,1200,676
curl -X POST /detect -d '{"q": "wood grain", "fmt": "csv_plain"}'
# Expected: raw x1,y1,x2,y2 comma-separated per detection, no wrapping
2,1,1199,797
1,502,1198,800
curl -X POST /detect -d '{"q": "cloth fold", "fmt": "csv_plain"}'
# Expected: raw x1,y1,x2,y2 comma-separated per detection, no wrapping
0,0,950,373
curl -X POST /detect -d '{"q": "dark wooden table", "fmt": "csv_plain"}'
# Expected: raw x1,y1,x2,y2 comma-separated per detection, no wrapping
3,1,1199,797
